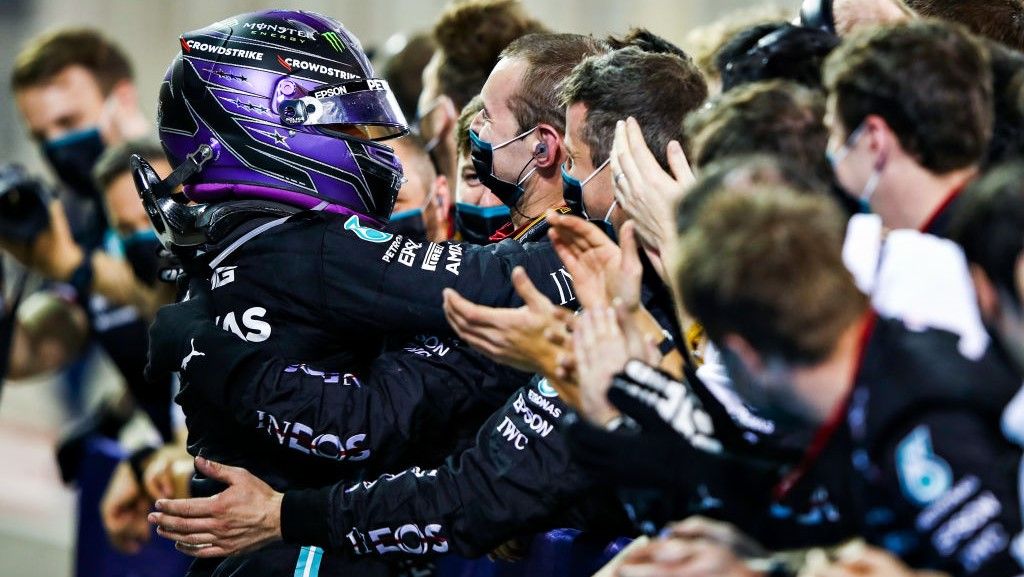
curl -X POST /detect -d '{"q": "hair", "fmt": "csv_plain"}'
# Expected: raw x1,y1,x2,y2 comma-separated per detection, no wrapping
500,33,608,136
457,95,485,159
903,0,1024,52
92,139,166,192
716,23,839,91
675,154,830,236
381,32,436,120
984,39,1024,167
823,20,993,174
11,27,133,95
685,80,831,184
606,27,689,58
432,0,546,110
17,290,88,360
558,46,707,170
950,161,1024,306
673,184,867,364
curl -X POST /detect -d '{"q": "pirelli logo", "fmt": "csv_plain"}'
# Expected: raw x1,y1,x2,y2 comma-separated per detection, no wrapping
421,242,444,271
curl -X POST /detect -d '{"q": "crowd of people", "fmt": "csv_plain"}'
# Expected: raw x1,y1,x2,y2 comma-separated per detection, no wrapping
3,0,1024,576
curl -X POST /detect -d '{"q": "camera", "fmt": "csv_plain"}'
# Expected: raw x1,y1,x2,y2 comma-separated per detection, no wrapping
0,163,55,244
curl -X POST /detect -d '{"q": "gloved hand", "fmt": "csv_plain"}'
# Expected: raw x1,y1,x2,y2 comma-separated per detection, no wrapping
144,278,215,383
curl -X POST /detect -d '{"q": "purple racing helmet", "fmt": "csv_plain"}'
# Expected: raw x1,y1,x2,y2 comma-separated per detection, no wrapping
155,10,408,227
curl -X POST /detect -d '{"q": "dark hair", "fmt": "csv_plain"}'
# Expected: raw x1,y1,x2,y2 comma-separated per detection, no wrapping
685,80,831,185
606,27,689,58
92,139,166,192
381,32,436,120
984,39,1024,167
904,0,1024,52
12,27,133,94
433,0,546,110
501,33,608,136
674,184,866,364
717,23,839,91
824,20,993,174
675,154,829,236
950,161,1024,305
558,46,707,170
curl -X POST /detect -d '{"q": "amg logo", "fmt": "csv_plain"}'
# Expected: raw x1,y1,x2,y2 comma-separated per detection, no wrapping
445,244,463,276
421,243,444,271
211,265,237,289
255,410,369,462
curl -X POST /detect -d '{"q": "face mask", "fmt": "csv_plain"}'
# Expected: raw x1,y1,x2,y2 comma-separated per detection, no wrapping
561,158,610,218
416,98,443,154
469,126,539,209
121,228,163,286
455,202,510,245
385,207,428,239
827,122,885,209
42,127,105,199
718,346,811,430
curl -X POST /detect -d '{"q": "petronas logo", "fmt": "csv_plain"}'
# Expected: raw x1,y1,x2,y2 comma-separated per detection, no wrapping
322,32,344,53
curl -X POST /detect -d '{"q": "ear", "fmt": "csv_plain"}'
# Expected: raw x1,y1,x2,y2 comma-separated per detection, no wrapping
431,174,452,237
863,114,895,162
110,79,140,112
969,263,1001,325
531,124,563,169
722,333,765,375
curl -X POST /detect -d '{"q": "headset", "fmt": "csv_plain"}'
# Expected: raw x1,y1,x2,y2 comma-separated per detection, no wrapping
799,0,836,34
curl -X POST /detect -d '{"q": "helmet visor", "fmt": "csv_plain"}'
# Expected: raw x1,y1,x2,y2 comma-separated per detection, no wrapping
279,78,408,141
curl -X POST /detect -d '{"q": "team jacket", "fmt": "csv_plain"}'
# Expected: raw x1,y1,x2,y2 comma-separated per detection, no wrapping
279,375,631,559
771,315,1023,575
176,205,575,497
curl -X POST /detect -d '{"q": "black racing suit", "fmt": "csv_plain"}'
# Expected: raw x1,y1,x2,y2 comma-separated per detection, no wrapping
760,314,1023,575
175,205,575,576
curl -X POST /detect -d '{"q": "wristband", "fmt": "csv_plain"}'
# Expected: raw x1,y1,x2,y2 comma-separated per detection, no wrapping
127,446,158,488
67,252,94,298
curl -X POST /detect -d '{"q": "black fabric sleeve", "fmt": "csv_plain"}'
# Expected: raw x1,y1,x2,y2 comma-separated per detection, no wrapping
280,381,607,559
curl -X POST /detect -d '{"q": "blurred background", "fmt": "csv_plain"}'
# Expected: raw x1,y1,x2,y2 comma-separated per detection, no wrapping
0,1,775,576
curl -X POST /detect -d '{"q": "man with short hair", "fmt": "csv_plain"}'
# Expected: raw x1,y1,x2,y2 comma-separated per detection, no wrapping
674,185,1022,575
823,20,993,236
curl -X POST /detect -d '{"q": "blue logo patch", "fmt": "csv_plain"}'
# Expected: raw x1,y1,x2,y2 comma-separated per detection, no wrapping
345,215,393,243
895,425,953,506
537,379,558,398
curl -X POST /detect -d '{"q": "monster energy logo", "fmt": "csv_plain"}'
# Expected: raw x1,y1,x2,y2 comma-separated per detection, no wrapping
323,32,344,53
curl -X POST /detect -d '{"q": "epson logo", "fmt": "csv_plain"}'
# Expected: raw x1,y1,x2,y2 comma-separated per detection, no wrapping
313,85,349,99
282,57,359,80
421,243,444,271
256,410,369,462
184,39,264,61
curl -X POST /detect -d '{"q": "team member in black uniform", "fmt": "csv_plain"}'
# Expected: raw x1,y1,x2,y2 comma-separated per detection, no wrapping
669,185,1023,575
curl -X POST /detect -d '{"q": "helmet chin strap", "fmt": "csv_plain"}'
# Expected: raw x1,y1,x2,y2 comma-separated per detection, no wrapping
131,143,215,250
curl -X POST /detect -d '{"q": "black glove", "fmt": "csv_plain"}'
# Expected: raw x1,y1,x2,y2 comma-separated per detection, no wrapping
144,278,215,383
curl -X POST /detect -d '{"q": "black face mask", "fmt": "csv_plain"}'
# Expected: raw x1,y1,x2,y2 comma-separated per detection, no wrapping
122,230,163,286
455,202,510,245
468,127,538,209
385,207,428,240
42,127,105,200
